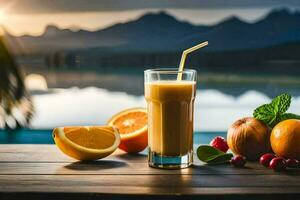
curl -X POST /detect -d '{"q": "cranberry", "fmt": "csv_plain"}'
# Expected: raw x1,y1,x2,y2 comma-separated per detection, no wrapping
260,153,276,167
231,155,246,168
286,158,299,168
210,136,229,153
269,157,287,171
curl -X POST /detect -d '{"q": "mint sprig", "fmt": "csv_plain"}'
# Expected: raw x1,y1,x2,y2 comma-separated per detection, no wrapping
279,113,300,121
253,93,300,127
197,145,233,164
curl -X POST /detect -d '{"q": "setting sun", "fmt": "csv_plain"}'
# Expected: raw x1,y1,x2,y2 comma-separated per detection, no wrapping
0,9,6,23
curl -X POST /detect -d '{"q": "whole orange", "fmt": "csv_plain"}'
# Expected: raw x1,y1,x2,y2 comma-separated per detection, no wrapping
108,108,148,153
271,119,300,160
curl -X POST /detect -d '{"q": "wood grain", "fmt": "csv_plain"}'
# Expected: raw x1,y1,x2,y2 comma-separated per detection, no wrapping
1,162,300,175
1,174,300,188
0,144,300,200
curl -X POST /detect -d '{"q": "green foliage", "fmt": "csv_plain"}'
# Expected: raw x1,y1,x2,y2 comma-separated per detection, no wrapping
253,93,300,128
271,93,291,114
197,145,233,164
279,113,300,121
0,36,34,129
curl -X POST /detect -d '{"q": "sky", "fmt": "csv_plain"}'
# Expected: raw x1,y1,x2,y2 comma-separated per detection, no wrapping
0,0,298,36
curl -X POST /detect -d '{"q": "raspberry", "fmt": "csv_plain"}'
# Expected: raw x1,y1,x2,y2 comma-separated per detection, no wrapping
210,136,229,153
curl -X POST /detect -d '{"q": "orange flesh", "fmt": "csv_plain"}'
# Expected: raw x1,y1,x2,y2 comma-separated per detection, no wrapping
64,127,81,133
64,127,115,149
112,111,147,134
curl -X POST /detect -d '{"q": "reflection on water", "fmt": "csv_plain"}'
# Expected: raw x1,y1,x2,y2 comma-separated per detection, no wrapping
0,129,224,144
31,87,300,131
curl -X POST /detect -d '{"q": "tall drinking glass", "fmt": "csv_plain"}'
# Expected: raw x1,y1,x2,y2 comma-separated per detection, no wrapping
144,68,196,169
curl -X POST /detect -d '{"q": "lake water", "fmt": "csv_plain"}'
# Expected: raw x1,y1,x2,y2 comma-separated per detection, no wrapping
0,129,225,144
1,87,300,144
30,87,300,131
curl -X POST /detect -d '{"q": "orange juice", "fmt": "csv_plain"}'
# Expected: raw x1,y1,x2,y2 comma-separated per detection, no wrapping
145,81,196,156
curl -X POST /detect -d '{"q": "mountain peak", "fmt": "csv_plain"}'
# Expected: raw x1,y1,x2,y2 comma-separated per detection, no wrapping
13,7,300,54
137,11,178,23
142,11,172,17
223,16,244,24
43,25,61,36
265,8,296,20
258,8,300,26
215,16,246,27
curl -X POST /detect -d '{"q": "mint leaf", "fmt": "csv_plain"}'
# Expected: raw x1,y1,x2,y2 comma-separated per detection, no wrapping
279,113,300,121
253,93,293,127
271,93,291,114
197,145,232,164
253,103,277,126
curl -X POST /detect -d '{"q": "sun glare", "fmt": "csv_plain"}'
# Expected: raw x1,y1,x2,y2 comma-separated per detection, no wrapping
0,9,7,24
0,0,16,28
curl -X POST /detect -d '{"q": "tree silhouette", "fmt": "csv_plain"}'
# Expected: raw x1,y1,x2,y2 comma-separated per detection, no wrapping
0,36,34,130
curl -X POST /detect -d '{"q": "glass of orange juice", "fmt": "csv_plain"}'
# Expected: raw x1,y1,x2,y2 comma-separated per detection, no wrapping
144,68,197,169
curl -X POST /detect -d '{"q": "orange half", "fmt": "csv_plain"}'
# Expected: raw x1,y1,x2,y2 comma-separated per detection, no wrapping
53,126,120,161
108,108,148,153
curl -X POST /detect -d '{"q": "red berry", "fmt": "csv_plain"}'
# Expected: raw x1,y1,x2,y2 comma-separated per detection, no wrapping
210,136,229,153
286,158,299,168
231,155,246,168
260,153,276,167
269,157,287,171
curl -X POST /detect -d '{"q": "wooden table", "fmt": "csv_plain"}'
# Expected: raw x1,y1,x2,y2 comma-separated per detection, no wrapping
1,145,300,200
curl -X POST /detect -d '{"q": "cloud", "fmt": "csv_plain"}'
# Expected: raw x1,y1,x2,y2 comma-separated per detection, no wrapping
3,0,300,14
31,87,300,131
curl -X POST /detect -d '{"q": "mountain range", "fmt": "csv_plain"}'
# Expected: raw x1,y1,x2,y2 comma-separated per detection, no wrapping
7,8,300,55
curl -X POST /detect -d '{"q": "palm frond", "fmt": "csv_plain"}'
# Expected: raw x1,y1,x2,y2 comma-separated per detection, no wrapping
0,35,34,130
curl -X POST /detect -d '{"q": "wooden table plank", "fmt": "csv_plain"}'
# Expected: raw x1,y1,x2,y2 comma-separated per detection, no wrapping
1,175,300,191
1,162,300,175
0,144,300,200
0,189,300,200
0,144,147,163
1,145,299,175
1,188,300,200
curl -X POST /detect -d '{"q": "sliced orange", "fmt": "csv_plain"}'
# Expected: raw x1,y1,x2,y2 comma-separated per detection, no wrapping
108,108,148,153
53,126,120,161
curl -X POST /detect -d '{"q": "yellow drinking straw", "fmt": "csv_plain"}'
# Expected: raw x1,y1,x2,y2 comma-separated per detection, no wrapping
177,41,208,80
